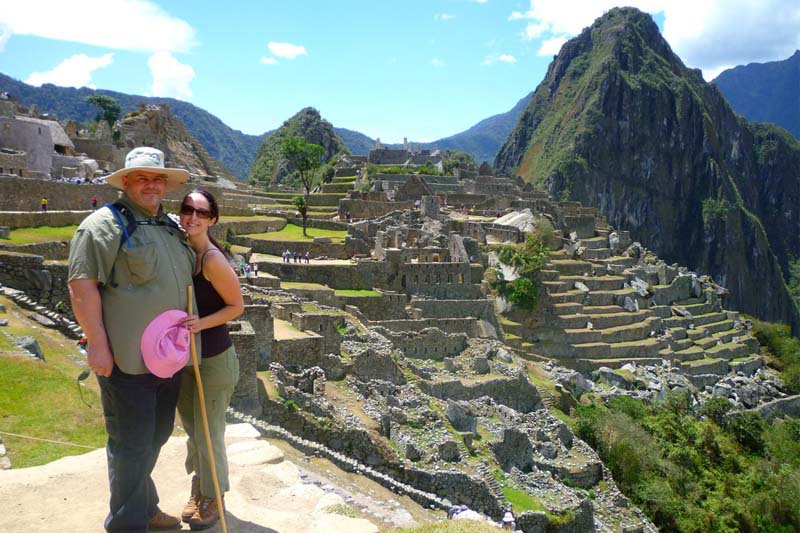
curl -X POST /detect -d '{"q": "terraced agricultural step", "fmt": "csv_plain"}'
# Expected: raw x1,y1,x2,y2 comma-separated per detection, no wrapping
693,312,729,326
581,305,626,315
577,236,608,249
572,337,668,359
546,259,594,276
551,302,584,315
595,255,638,268
548,290,586,304
599,317,662,343
694,336,719,350
680,358,728,375
559,275,626,291
556,309,652,330
538,269,561,281
663,316,691,329
576,357,664,372
706,341,751,361
586,288,638,306
700,319,736,335
677,301,714,316
672,345,706,362
562,328,603,344
729,355,765,375
583,247,612,260
543,280,569,293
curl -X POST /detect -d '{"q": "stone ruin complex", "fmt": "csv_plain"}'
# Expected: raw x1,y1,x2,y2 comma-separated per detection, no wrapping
3,128,800,532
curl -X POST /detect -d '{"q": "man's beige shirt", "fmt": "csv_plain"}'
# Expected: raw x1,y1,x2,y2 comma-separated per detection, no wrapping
68,195,197,375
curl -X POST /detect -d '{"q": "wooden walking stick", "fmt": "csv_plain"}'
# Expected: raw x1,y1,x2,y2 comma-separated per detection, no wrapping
187,285,228,533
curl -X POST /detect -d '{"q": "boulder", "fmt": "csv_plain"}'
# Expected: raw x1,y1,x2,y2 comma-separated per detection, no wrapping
492,427,534,472
16,336,44,361
438,440,461,462
445,400,477,434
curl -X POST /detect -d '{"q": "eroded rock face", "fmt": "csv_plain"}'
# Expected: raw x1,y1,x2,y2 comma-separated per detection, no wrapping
492,427,534,472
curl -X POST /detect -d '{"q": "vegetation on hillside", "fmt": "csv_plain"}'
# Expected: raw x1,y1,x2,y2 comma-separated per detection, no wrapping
485,233,548,310
572,393,799,532
748,318,800,393
248,107,348,186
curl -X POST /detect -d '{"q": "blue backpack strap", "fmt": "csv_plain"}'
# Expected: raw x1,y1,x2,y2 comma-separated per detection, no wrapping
105,202,133,248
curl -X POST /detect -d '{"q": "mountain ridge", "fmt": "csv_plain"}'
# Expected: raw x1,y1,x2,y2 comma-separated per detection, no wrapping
495,7,800,331
0,73,529,177
712,50,800,140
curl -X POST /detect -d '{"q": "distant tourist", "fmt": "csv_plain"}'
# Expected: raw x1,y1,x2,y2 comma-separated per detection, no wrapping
283,249,291,263
244,263,251,281
40,197,48,212
501,509,516,530
252,262,258,277
304,251,310,264
92,195,98,210
55,300,66,318
345,211,351,222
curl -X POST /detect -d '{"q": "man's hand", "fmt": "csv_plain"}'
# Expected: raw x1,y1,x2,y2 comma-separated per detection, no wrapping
88,344,114,377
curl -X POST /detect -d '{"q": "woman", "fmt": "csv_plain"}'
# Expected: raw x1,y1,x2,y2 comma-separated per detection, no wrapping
177,189,244,530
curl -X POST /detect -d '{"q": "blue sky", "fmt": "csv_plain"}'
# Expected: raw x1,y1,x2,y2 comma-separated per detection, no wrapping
1,1,799,143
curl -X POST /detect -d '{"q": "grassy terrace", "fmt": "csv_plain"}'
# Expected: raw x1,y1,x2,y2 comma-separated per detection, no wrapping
0,296,106,467
3,225,78,244
242,224,347,243
334,289,381,297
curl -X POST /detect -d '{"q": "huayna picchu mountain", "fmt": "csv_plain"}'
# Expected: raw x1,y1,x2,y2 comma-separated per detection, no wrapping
495,7,800,332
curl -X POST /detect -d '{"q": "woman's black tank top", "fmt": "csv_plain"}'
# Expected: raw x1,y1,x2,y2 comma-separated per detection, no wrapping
193,250,233,358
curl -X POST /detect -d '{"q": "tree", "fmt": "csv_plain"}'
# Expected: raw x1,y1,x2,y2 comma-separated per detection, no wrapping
291,195,308,236
280,137,325,236
85,94,121,129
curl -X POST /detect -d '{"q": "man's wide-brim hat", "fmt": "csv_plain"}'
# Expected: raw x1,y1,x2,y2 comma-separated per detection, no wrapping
140,309,191,378
106,147,189,191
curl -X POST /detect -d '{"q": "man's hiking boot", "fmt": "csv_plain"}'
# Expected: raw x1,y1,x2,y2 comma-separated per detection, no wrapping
188,497,222,530
148,508,181,530
181,476,201,522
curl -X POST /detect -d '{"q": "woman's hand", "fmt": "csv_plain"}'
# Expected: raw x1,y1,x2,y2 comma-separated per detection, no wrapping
180,314,203,333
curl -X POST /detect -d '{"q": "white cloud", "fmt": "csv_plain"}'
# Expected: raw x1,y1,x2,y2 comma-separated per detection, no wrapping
431,58,445,67
148,51,194,100
0,23,11,52
0,0,195,53
267,42,308,59
509,1,800,79
482,53,518,65
523,22,549,40
434,13,455,21
260,56,278,65
537,36,567,56
26,53,113,88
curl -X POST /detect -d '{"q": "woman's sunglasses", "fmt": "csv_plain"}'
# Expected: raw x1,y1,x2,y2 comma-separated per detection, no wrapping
180,204,212,219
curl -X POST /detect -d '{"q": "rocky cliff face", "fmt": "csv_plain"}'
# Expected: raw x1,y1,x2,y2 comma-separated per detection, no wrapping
248,107,348,185
495,7,800,331
118,104,234,179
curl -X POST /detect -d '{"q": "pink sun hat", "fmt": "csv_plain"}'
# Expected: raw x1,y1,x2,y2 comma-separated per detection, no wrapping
141,309,191,378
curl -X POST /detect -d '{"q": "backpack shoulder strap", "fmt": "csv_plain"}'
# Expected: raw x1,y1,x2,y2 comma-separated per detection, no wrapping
105,202,137,249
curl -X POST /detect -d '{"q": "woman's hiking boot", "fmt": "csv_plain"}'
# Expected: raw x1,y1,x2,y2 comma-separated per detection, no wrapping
181,476,201,523
188,496,222,530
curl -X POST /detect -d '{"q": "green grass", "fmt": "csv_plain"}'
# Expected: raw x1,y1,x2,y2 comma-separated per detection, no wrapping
334,289,381,297
0,332,20,351
281,281,330,290
502,486,546,514
243,224,347,243
4,225,78,244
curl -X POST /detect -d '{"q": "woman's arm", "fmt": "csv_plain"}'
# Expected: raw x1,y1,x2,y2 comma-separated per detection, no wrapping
195,250,244,331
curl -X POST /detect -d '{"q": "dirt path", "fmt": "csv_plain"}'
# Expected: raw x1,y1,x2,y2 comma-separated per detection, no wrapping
0,423,378,533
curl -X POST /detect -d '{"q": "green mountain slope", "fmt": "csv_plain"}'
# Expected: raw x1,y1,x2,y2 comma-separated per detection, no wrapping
248,107,349,185
0,73,264,179
713,50,800,140
495,7,800,331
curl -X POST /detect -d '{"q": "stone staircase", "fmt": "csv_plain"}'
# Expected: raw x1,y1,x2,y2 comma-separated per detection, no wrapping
475,461,507,506
495,202,763,378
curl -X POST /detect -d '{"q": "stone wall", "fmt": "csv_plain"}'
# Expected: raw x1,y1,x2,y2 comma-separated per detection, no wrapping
229,320,262,417
0,251,69,308
71,138,125,169
0,149,27,176
231,235,348,259
375,327,468,360
243,304,273,370
257,260,385,290
0,117,53,174
338,198,414,220
0,210,92,229
401,262,482,299
372,318,488,337
417,372,541,413
0,240,70,260
338,290,407,320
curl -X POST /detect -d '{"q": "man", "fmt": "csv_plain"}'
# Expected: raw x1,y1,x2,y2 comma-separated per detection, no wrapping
69,147,196,533
41,196,47,212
